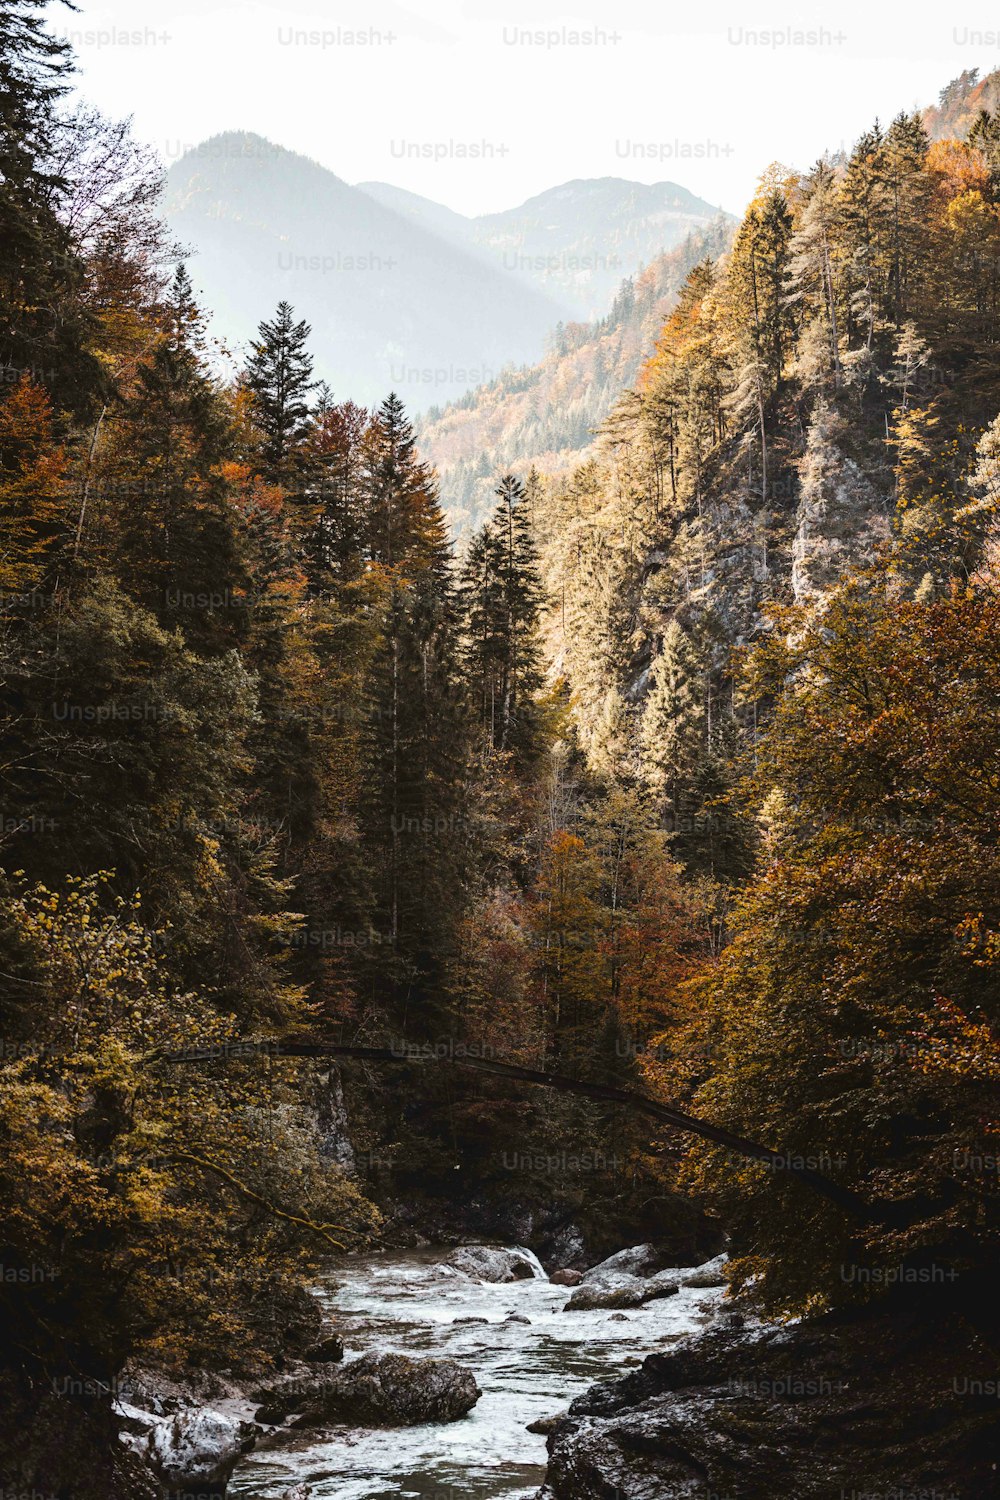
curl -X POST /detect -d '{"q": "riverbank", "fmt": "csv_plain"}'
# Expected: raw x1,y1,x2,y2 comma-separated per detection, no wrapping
539,1276,1000,1499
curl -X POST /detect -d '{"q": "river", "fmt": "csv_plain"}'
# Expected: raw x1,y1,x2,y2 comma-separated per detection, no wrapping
228,1247,725,1500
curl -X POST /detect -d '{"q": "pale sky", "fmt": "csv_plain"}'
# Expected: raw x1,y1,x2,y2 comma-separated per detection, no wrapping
53,0,1000,217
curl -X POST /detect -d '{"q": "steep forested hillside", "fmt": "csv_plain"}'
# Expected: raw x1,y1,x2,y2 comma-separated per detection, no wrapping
417,217,734,532
528,111,1000,1309
924,64,1000,139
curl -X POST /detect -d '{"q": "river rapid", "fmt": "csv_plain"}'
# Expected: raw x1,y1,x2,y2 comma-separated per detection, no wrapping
228,1247,726,1500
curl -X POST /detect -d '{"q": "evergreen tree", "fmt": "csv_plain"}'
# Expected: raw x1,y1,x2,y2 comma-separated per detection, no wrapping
89,264,245,653
244,299,316,484
639,617,708,828
725,184,794,500
460,472,545,762
0,0,102,413
786,158,844,392
360,393,469,1022
300,387,370,587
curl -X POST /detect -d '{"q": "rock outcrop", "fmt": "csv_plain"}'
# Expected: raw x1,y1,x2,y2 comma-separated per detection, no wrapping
538,1289,1000,1499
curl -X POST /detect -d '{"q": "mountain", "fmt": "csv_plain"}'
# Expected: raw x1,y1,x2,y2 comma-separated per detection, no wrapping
358,176,729,320
164,132,573,406
415,217,735,534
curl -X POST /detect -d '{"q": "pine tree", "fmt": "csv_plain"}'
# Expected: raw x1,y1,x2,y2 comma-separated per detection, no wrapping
90,264,245,653
0,1,102,413
639,618,708,827
300,387,370,587
244,300,316,485
725,184,793,500
786,158,844,392
460,472,545,762
359,393,469,1022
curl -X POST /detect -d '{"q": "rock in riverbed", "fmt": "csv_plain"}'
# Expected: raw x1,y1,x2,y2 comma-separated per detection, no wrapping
579,1244,666,1283
678,1253,728,1288
127,1405,256,1495
527,1411,568,1434
564,1269,681,1311
564,1276,649,1310
284,1351,481,1427
443,1244,542,1282
301,1332,344,1363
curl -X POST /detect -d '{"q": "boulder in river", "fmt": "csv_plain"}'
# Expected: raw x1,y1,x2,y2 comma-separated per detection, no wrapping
138,1406,257,1495
642,1269,681,1301
565,1268,682,1311
290,1351,481,1427
580,1244,665,1283
678,1254,728,1289
550,1268,583,1287
564,1275,649,1311
302,1333,345,1363
527,1411,568,1434
443,1244,543,1282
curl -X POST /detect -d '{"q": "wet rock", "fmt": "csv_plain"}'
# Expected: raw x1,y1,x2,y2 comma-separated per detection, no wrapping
580,1244,664,1283
504,1313,532,1324
453,1316,489,1325
290,1351,481,1427
252,1404,288,1426
115,1401,158,1439
538,1290,1000,1499
564,1275,649,1311
564,1265,681,1310
642,1270,681,1302
310,1064,356,1171
302,1333,345,1363
678,1254,728,1289
250,1371,328,1422
140,1407,257,1494
527,1412,568,1434
443,1244,543,1282
550,1268,583,1287
540,1222,587,1270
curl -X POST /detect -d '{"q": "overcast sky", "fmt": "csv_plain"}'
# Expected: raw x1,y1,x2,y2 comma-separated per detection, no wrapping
54,0,1000,217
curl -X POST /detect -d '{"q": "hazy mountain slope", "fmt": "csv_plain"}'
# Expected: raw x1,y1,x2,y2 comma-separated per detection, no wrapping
416,217,735,533
473,177,728,318
923,66,1000,140
354,180,475,250
358,176,729,320
165,132,572,406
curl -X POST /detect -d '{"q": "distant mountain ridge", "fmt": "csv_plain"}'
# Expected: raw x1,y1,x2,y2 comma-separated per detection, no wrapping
357,176,728,320
165,132,572,406
164,134,731,406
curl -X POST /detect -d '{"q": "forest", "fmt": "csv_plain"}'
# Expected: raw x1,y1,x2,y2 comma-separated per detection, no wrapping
1,1,998,1494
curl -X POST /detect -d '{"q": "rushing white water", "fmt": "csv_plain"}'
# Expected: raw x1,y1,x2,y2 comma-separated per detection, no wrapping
228,1247,725,1500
